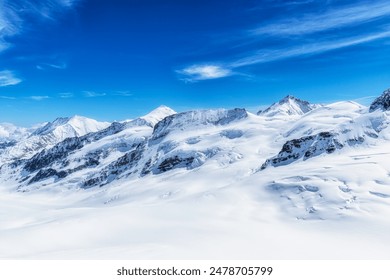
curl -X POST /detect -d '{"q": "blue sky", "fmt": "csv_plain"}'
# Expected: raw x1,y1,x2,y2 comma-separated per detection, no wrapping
1,0,390,125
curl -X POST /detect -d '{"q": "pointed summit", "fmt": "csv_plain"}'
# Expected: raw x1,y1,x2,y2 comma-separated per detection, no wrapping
144,105,176,120
369,89,390,112
31,115,110,138
258,95,320,117
127,105,176,128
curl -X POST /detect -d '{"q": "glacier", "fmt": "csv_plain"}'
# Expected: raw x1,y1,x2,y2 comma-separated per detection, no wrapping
1,91,390,259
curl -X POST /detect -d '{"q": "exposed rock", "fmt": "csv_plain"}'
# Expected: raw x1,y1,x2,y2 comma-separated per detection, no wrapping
151,108,248,141
369,89,390,112
28,168,67,184
0,141,16,150
82,142,146,188
24,137,85,172
220,129,243,139
157,155,195,173
261,131,344,169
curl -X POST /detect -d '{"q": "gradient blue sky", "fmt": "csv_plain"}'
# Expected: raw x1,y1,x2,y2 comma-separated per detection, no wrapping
1,0,390,125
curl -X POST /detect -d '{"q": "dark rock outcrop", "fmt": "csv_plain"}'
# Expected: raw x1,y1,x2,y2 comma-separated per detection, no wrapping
261,132,344,169
369,89,390,112
151,108,248,141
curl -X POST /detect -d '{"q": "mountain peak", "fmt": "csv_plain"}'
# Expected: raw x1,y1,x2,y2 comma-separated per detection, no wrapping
147,105,176,117
258,95,320,117
369,89,390,112
280,95,305,103
68,115,86,121
128,105,177,128
31,117,69,136
31,115,109,137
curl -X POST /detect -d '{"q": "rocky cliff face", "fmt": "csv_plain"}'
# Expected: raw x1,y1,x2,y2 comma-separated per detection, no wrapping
369,89,390,112
1,106,248,190
152,108,248,141
2,89,390,193
260,132,344,169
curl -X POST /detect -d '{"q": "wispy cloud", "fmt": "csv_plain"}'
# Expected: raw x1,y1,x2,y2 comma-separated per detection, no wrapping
0,95,16,100
59,0,79,8
179,30,390,81
285,0,316,5
83,91,107,97
81,90,134,97
178,1,390,82
352,95,377,105
0,2,20,51
231,30,390,68
29,96,50,101
0,0,79,53
251,1,390,36
36,62,67,71
177,65,232,82
58,92,74,98
0,70,21,87
113,90,133,97
0,0,78,90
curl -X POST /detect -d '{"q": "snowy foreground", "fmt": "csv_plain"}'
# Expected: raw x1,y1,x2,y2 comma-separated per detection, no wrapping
1,93,390,259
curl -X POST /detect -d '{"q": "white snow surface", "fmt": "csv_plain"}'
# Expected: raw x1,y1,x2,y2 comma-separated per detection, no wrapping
32,115,110,138
258,95,322,117
136,105,176,127
0,123,32,141
0,116,110,162
1,100,390,259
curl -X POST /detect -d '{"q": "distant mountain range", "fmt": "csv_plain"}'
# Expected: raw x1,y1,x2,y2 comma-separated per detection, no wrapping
1,89,390,220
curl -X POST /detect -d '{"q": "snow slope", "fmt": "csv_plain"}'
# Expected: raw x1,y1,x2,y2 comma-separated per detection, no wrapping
0,123,31,141
129,105,176,127
0,116,110,162
32,115,110,138
257,95,322,117
1,92,390,259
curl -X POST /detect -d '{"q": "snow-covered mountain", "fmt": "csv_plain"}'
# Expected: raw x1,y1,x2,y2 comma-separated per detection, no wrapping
0,123,30,141
260,100,383,169
1,92,390,259
1,107,245,189
31,115,110,138
1,94,389,199
1,93,389,193
370,88,390,112
0,116,110,162
257,95,321,117
128,105,177,127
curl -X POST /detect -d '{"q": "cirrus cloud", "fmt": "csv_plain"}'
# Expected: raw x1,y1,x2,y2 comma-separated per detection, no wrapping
177,0,390,82
29,96,50,101
251,1,390,37
36,62,67,71
0,0,80,53
0,70,21,87
83,91,107,97
0,0,79,89
58,92,74,98
177,65,232,82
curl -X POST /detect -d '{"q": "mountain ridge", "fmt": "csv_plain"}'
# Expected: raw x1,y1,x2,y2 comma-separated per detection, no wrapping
369,89,390,112
257,95,322,117
0,94,389,224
